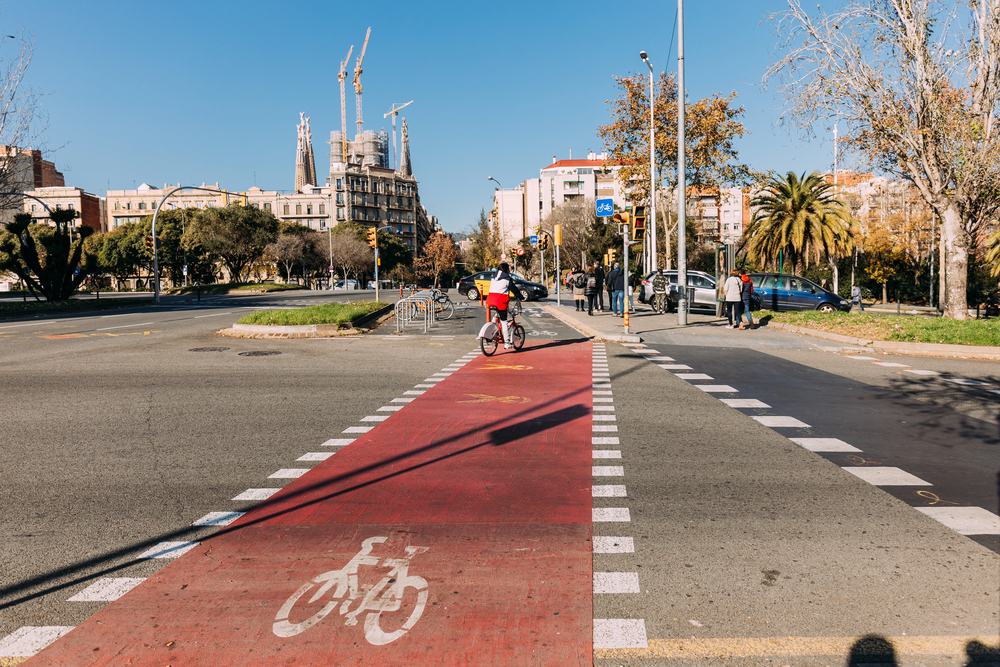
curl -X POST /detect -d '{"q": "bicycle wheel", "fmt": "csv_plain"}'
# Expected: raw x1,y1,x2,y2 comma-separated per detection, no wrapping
438,300,455,320
272,578,341,638
480,334,498,356
362,576,429,646
511,324,525,350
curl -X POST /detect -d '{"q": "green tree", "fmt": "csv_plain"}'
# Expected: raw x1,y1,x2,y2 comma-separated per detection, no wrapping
467,209,500,272
95,224,144,290
745,172,856,274
0,210,96,300
184,204,280,283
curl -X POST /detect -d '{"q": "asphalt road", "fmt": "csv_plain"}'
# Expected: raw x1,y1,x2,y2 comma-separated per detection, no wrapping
1,291,997,666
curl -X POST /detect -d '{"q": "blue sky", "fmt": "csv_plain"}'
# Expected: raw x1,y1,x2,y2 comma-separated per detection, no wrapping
3,0,836,234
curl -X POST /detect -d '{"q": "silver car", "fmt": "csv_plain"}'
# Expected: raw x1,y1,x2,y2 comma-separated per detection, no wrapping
638,270,718,311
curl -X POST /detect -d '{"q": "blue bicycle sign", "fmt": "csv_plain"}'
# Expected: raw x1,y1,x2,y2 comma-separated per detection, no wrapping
595,199,614,217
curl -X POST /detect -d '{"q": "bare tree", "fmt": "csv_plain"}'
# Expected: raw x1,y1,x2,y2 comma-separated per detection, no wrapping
764,0,1000,319
264,234,305,283
329,233,372,283
0,27,46,221
540,199,595,272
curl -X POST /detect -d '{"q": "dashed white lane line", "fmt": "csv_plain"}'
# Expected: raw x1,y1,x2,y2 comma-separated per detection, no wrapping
593,465,625,477
720,399,770,408
593,508,631,522
232,488,281,501
647,356,674,361
403,390,425,395
297,452,334,461
593,425,618,432
594,397,614,403
321,438,355,447
658,364,692,370
904,369,941,376
593,437,620,445
343,426,374,433
695,385,737,392
592,450,622,459
594,405,615,411
593,415,617,421
360,415,390,422
269,469,310,479
843,467,932,486
946,378,993,386
593,536,635,553
593,485,627,497
0,626,75,658
67,577,146,602
752,416,811,428
96,322,154,331
675,373,714,380
594,572,641,593
392,397,416,403
191,511,245,526
917,507,1000,535
790,437,862,452
594,619,648,649
593,390,613,395
138,541,199,559
377,405,404,412
873,362,910,367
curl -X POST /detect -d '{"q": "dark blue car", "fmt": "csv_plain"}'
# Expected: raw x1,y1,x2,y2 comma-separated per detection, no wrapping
747,273,852,312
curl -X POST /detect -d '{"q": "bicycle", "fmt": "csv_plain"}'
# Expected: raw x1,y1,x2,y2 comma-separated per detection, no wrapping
480,301,525,356
429,288,455,320
273,536,430,646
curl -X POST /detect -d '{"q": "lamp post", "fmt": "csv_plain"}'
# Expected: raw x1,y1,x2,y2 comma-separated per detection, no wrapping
488,176,504,265
676,0,688,325
641,51,657,274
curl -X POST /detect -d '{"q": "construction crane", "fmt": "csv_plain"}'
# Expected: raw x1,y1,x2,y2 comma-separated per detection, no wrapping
353,27,371,139
337,44,353,164
384,100,413,171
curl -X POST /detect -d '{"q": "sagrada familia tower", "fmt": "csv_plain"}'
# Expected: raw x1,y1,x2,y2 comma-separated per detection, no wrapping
294,112,317,193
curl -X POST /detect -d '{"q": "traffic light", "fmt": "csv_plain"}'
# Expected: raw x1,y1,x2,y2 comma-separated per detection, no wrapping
366,227,378,248
553,223,562,247
538,234,549,250
608,247,617,262
145,235,154,254
632,205,646,242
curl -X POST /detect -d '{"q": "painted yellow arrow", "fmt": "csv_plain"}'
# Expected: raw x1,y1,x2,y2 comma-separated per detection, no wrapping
457,394,531,405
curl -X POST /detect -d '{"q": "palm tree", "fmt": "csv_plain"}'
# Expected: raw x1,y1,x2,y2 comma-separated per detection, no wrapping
745,171,857,282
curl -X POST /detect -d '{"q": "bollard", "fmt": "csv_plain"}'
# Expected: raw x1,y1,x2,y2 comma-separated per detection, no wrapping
624,309,630,332
897,300,901,315
197,284,201,302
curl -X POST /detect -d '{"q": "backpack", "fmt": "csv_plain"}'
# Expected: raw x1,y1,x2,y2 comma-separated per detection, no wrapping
587,275,597,289
574,273,586,289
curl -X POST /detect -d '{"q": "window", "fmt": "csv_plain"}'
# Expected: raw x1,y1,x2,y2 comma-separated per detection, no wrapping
264,202,271,211
114,202,120,210
307,205,313,215
138,202,146,210
126,202,132,210
30,204,36,212
208,202,214,208
295,204,302,215
68,203,74,210
319,204,325,214
336,178,343,190
337,207,345,220
336,193,344,205
283,204,290,215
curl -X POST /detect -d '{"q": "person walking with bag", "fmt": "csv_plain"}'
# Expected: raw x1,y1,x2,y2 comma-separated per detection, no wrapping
723,270,743,329
740,271,755,330
568,267,586,311
584,266,600,315
593,262,606,312
851,283,865,312
606,262,625,316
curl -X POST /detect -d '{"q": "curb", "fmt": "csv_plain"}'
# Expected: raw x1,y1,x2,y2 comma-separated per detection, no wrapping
541,304,642,343
766,321,1000,360
217,303,394,340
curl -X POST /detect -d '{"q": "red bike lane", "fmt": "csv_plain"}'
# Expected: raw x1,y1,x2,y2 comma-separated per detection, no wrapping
28,340,594,666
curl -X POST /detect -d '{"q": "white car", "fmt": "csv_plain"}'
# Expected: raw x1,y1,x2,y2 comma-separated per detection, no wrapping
332,279,360,290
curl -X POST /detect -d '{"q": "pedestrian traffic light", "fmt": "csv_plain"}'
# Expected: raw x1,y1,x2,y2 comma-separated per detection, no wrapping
367,227,378,248
632,205,646,242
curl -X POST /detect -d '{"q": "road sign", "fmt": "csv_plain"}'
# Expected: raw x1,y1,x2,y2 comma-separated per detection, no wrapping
329,265,335,272
596,198,614,217
500,252,507,262
516,247,525,256
530,235,538,246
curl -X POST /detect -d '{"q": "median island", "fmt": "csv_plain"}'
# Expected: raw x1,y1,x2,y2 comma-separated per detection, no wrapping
762,310,1000,348
220,301,391,339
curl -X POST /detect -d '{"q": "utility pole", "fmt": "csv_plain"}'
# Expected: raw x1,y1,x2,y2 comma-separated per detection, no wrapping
676,0,688,325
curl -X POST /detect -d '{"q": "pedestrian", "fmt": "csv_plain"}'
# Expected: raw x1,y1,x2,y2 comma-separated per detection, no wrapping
740,271,755,330
605,266,615,314
820,278,831,293
627,270,637,313
652,269,669,313
724,269,743,328
584,266,600,315
606,262,625,316
593,262,606,312
568,267,586,311
851,283,865,312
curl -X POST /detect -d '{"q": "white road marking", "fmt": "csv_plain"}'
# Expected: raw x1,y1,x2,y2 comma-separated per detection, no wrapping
593,536,634,553
343,426,374,433
846,356,879,361
593,383,612,389
752,416,811,428
403,391,425,395
191,511,245,526
593,466,625,477
593,437,620,445
594,572,641,593
193,312,234,318
269,469,310,478
377,406,404,412
392,397,416,403
96,322,154,330
594,619,648,649
321,438,355,447
946,378,992,386
697,385,738,392
873,362,910,367
0,321,61,328
432,372,452,377
594,405,615,411
675,373,714,380
790,437,861,452
297,452,334,461
904,369,941,376
592,485,627,497
138,541,200,559
843,467,932,486
647,356,674,361
0,626,75,657
658,364,692,370
593,425,618,432
593,390,613,395
917,507,1000,535
594,397,614,403
720,399,770,408
360,415,390,422
414,384,436,388
233,488,281,501
593,450,622,459
593,508,631,522
68,577,146,602
593,414,617,421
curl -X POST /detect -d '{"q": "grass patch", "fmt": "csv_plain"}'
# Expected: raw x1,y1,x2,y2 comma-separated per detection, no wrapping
0,297,151,318
166,282,304,295
763,310,1000,347
237,301,388,326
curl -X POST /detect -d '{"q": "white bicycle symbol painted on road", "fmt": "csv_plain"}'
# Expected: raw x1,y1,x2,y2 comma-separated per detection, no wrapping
527,330,559,336
273,536,430,645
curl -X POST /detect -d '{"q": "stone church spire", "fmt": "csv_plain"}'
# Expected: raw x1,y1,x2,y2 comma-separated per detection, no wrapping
399,117,412,177
295,112,318,193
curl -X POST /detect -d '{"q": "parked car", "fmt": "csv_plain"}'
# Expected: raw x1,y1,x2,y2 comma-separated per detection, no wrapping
331,279,360,290
456,270,548,301
747,273,851,312
638,270,719,311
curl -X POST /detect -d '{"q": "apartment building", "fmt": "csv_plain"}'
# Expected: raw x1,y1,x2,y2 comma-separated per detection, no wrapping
23,186,106,233
1,146,65,223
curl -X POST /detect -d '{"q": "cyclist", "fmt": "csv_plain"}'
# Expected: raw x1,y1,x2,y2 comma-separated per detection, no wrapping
652,269,669,313
486,262,520,349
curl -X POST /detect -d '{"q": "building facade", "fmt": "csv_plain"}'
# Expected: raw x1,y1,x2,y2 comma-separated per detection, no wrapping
23,186,106,233
1,146,65,223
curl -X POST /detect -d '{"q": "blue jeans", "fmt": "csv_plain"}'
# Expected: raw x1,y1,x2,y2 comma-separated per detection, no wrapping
612,290,624,315
742,299,754,325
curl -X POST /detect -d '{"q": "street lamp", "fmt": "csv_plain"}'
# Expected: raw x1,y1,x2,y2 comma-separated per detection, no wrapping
676,0,689,325
640,51,658,274
488,176,504,265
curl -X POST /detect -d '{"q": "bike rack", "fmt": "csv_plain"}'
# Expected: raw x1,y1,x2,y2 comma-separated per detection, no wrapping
394,291,436,333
